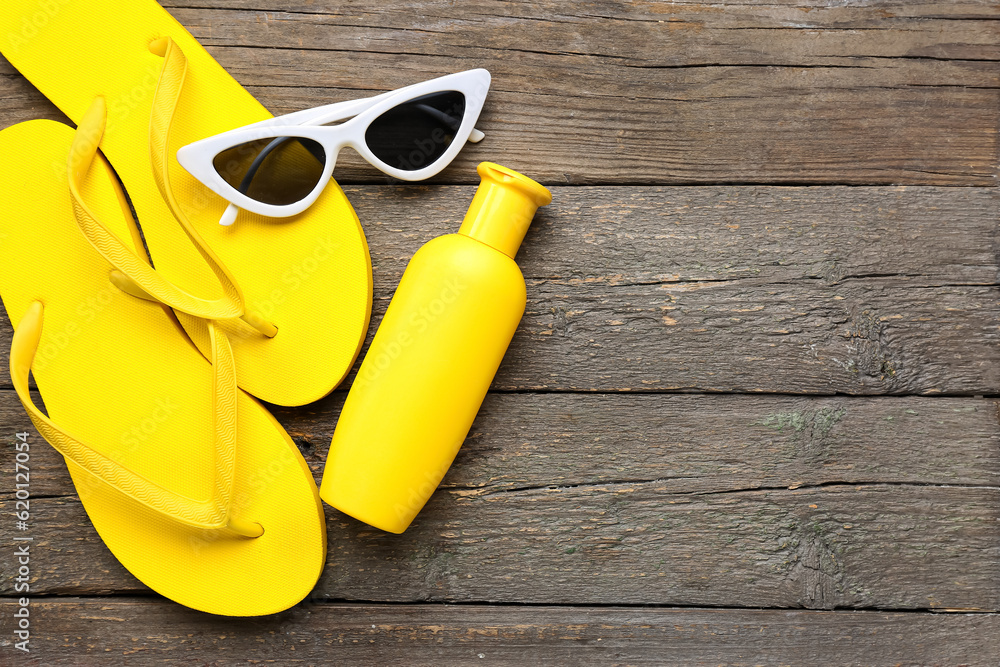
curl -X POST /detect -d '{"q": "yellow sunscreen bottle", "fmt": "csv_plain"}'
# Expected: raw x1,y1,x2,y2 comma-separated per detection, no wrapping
320,162,551,533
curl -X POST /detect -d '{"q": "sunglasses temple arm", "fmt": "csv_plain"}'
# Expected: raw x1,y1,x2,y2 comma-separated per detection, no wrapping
296,93,392,127
295,75,465,126
218,136,292,227
219,138,336,227
238,137,290,193
219,203,239,227
287,89,486,140
412,104,485,144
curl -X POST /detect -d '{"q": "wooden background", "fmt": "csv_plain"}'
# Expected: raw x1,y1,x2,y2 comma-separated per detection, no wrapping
2,0,999,664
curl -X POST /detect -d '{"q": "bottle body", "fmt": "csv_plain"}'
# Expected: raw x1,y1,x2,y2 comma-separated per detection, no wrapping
320,233,526,533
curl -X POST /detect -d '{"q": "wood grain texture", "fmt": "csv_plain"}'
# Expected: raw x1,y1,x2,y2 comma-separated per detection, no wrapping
1,599,996,666
0,1,997,184
6,471,999,609
0,185,997,394
9,391,1000,501
0,2,996,661
4,392,999,610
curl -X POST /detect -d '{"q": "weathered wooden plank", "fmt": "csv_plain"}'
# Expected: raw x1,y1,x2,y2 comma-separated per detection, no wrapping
325,480,1000,610
512,280,1000,394
5,444,999,609
284,394,1000,494
1,599,997,666
1,1,997,184
7,391,998,498
2,185,996,393
357,186,1000,288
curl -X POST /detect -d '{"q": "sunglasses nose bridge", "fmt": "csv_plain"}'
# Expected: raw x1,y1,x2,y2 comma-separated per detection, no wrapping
323,138,354,173
338,133,363,152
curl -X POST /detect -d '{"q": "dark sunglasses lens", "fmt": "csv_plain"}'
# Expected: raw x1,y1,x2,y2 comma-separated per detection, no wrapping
365,90,466,172
212,136,326,206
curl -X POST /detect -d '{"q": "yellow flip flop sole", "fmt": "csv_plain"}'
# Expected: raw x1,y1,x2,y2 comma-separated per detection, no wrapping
0,119,326,616
0,0,372,406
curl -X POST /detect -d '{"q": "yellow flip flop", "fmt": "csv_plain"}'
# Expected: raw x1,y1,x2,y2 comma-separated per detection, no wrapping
0,118,326,616
0,0,372,406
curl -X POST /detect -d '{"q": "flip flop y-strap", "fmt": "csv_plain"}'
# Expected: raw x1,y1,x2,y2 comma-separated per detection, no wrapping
148,36,276,337
69,96,244,322
9,301,262,538
67,45,276,337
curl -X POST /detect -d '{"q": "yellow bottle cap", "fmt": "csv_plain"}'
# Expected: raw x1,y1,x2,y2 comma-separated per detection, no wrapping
459,162,552,259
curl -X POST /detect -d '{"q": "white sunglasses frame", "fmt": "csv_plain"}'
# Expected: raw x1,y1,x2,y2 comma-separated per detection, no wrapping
176,68,491,225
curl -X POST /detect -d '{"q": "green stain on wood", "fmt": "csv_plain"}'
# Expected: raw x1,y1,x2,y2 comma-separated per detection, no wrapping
757,411,808,432
813,407,846,437
755,407,846,436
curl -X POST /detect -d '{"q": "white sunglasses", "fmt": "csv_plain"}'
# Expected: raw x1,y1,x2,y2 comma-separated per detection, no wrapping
176,69,491,226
